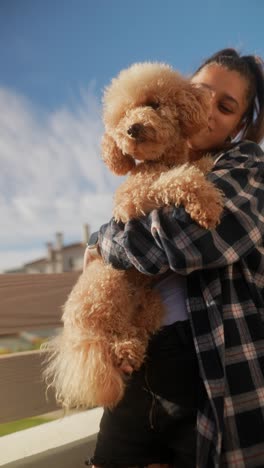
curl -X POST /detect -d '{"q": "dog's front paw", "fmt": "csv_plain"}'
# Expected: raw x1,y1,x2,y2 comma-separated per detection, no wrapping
199,197,223,229
187,189,224,229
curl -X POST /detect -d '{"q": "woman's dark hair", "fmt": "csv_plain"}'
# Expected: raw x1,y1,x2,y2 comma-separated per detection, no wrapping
193,48,264,144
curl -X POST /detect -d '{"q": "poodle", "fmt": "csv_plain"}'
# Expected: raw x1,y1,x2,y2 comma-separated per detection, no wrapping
42,62,224,410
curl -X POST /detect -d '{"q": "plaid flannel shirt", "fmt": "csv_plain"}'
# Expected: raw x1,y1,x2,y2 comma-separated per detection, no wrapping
97,140,264,467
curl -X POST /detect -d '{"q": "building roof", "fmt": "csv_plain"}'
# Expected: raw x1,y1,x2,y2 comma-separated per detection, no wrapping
23,242,84,267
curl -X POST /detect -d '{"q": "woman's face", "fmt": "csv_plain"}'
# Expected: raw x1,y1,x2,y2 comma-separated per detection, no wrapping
188,64,250,152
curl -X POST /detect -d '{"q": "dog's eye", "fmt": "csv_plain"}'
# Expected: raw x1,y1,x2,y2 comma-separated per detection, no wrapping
145,101,160,110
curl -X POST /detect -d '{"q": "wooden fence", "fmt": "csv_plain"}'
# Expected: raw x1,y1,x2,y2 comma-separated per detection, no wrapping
0,272,102,468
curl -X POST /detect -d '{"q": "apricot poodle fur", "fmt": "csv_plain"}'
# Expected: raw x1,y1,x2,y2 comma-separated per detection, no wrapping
42,62,224,410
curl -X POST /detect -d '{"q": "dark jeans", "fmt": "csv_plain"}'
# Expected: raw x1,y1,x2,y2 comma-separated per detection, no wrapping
86,320,199,468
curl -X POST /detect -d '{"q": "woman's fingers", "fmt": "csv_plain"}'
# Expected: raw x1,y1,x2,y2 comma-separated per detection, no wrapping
119,359,134,375
83,246,100,272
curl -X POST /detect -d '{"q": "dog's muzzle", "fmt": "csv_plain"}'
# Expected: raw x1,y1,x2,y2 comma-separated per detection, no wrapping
127,123,157,143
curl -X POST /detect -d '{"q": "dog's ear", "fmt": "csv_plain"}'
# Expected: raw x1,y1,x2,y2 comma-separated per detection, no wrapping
176,84,211,137
101,133,136,175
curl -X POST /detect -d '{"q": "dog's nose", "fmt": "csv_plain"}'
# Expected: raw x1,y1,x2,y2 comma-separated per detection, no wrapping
127,123,143,138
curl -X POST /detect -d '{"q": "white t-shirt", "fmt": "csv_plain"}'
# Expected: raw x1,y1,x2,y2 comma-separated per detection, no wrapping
153,273,188,325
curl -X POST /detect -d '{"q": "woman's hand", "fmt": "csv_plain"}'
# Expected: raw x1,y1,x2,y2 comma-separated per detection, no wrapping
83,245,101,272
119,360,134,375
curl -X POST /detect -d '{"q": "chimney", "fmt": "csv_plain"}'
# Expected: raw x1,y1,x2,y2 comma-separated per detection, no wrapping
46,242,53,261
82,223,90,245
55,232,63,251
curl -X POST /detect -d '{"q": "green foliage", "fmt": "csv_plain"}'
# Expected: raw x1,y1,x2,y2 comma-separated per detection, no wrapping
0,417,52,437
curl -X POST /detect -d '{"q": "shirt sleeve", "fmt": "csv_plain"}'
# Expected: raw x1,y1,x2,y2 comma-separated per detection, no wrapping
98,143,264,276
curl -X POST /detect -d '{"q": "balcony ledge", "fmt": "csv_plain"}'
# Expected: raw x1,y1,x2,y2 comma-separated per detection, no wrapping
0,407,103,468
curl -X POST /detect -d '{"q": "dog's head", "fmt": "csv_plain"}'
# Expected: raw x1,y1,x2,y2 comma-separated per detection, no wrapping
102,62,211,175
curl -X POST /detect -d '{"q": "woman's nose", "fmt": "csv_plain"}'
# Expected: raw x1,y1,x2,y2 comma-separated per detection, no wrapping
207,93,216,127
209,89,216,100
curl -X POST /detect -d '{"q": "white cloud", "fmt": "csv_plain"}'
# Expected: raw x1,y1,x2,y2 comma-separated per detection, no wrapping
0,86,120,272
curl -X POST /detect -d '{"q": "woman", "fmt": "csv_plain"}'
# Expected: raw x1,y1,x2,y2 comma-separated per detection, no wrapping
85,49,264,468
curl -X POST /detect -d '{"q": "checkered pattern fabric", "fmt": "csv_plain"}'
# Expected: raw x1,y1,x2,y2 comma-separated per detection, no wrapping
97,140,264,467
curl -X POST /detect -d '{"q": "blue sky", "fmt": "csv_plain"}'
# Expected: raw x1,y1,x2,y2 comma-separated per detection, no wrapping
2,0,264,110
0,0,263,271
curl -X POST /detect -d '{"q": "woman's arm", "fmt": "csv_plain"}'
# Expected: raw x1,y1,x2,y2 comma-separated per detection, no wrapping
98,143,264,276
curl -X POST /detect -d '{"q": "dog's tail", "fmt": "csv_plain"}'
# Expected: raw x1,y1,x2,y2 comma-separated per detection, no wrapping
41,329,125,409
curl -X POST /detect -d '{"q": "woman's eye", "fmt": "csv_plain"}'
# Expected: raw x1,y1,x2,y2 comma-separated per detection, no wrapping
145,101,160,110
219,104,232,113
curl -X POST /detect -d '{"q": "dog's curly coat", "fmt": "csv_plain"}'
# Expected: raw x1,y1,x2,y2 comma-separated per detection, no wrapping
42,63,224,410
